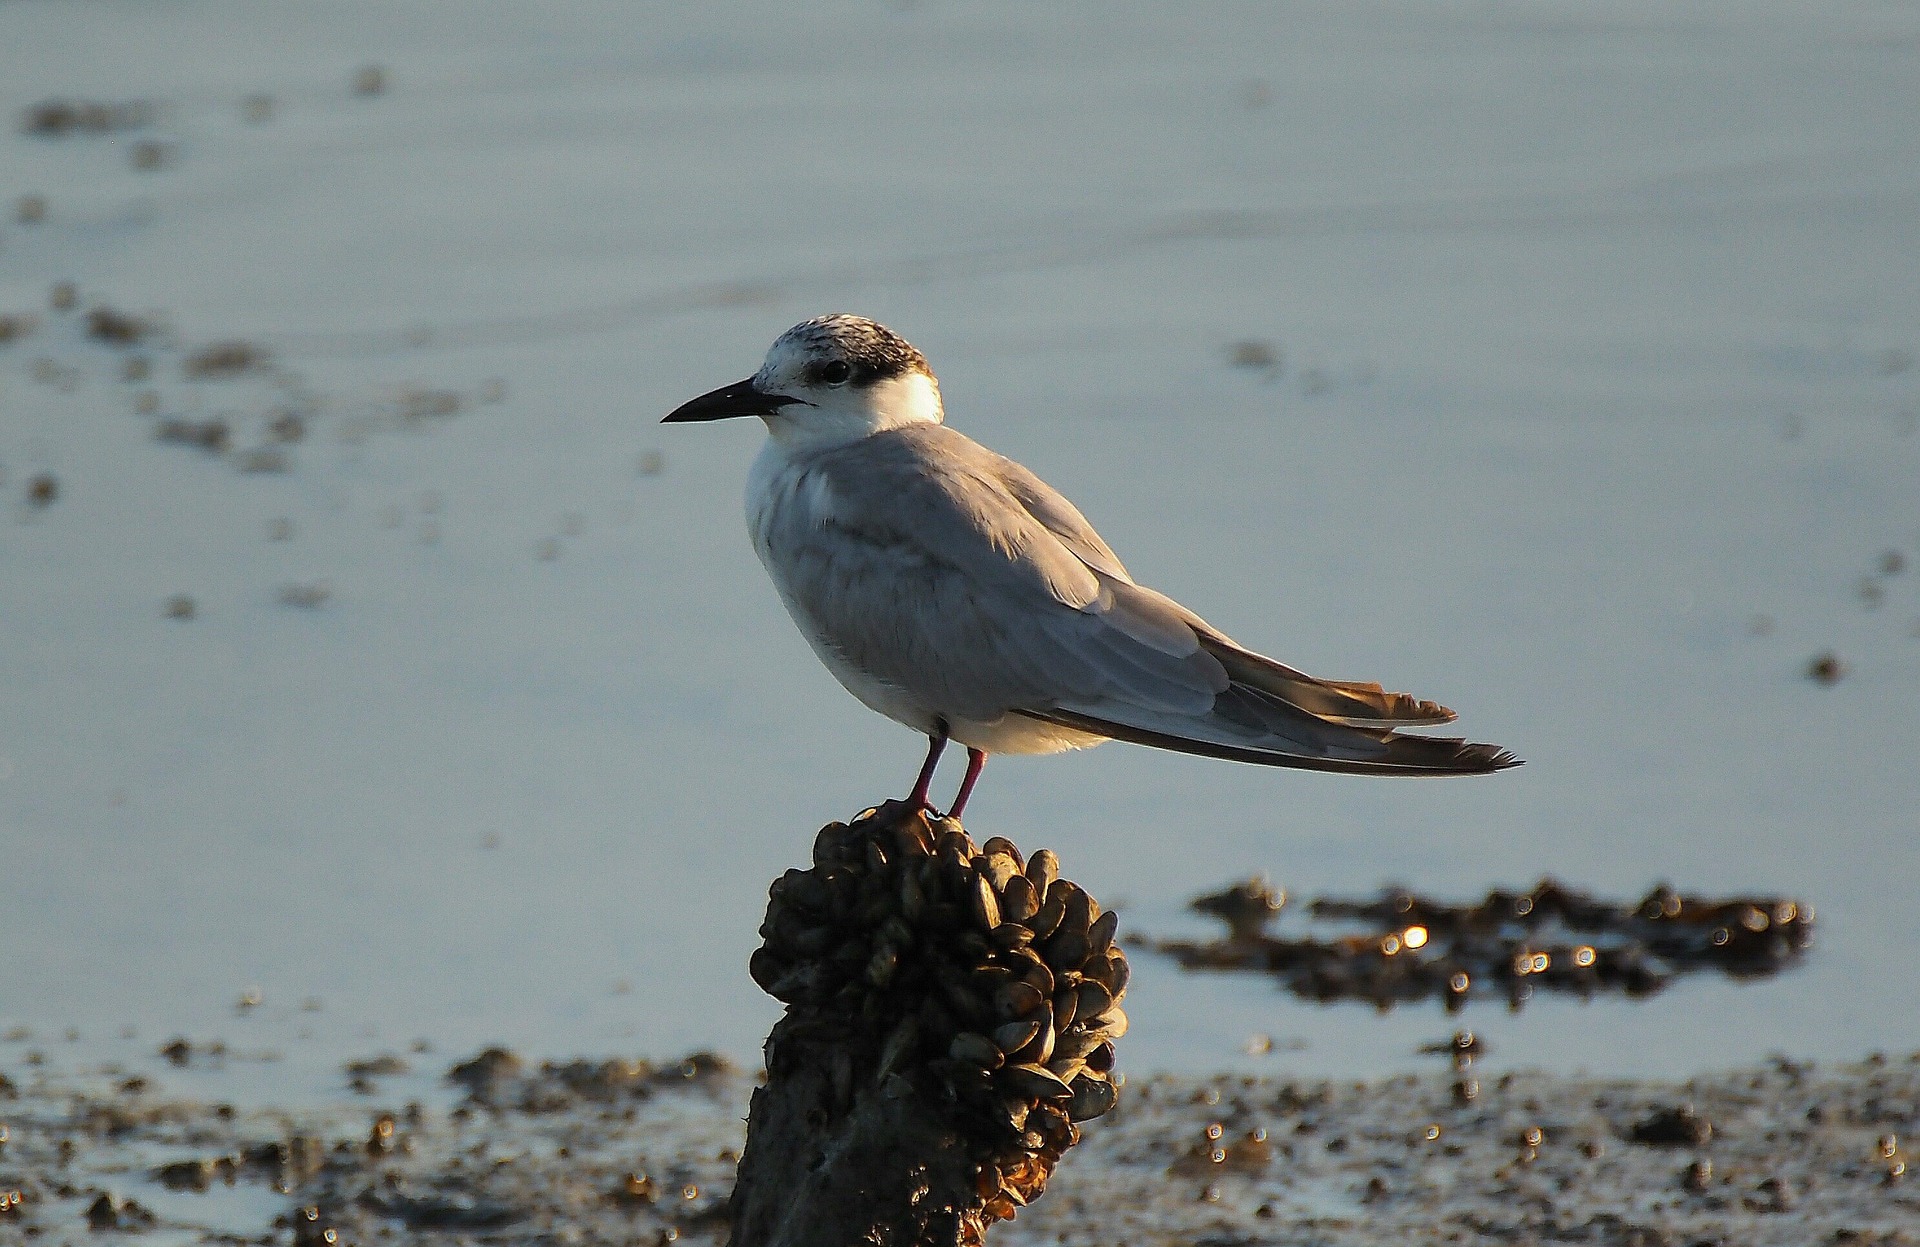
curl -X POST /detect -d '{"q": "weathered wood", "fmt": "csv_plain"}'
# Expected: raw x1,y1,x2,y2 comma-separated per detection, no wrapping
727,1024,983,1247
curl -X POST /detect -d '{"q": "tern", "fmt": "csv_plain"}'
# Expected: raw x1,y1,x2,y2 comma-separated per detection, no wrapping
666,314,1518,818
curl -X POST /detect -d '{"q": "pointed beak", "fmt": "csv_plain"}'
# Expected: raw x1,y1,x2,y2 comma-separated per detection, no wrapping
662,377,801,423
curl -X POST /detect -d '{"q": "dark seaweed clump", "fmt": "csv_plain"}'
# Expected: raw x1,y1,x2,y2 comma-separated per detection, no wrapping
1148,878,1812,1011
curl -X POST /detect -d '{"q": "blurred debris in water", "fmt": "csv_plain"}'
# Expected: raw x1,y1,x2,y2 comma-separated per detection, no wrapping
183,340,271,379
21,98,155,137
1189,877,1285,942
1145,878,1812,1012
1806,651,1847,684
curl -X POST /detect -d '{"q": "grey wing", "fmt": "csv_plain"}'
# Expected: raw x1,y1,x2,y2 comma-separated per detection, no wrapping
795,426,1517,775
767,429,1222,724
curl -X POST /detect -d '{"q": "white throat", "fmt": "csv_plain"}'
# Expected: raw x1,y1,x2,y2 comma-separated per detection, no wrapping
763,371,943,452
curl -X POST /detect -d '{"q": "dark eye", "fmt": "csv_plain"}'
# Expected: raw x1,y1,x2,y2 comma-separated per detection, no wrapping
818,360,851,385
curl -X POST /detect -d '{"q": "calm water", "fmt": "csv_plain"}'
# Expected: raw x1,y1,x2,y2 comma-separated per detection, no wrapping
4,0,1917,1103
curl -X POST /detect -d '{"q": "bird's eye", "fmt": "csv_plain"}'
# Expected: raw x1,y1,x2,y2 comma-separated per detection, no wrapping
818,360,851,385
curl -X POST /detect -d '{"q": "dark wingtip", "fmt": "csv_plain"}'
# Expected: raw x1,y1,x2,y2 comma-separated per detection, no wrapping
1480,747,1525,773
1390,736,1522,776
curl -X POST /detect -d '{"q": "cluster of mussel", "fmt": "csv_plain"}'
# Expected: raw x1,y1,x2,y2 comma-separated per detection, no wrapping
749,801,1129,1219
1155,876,1811,1011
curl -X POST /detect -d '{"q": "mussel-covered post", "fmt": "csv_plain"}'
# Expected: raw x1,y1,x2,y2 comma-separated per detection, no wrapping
729,801,1130,1247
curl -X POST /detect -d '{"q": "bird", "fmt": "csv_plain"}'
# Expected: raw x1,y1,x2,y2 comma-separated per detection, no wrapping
665,314,1518,819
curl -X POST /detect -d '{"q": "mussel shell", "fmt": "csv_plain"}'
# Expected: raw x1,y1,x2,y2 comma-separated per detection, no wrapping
983,852,1020,893
949,1032,1005,1069
971,964,1016,992
1052,1028,1107,1064
879,1017,919,1077
996,980,1046,1020
1027,892,1066,941
1025,848,1061,895
1051,986,1078,1032
1006,947,1054,996
936,828,978,859
1083,1006,1128,1040
1000,874,1040,924
981,836,1025,871
1011,1003,1054,1065
988,922,1035,952
1066,1075,1117,1122
899,869,926,923
1086,909,1119,961
892,815,935,857
1046,1055,1087,1084
1044,888,1094,966
970,874,1003,931
1001,1062,1074,1101
992,1017,1043,1055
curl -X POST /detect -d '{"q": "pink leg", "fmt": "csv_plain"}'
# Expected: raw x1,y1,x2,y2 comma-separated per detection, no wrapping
947,748,987,820
907,731,948,811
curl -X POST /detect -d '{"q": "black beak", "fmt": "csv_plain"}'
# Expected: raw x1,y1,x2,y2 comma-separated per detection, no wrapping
662,377,801,423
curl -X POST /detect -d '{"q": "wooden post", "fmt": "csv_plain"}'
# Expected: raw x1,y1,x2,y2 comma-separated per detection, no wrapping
727,802,1130,1247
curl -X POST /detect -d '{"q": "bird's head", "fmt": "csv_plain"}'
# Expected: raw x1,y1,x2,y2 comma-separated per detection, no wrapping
663,314,943,448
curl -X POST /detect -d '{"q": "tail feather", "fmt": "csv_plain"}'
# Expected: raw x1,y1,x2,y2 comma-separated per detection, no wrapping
1196,633,1458,728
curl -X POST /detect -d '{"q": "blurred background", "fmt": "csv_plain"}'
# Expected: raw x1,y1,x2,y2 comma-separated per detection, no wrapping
2,0,1915,1103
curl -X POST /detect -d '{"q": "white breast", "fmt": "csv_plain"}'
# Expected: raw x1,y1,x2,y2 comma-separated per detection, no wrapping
745,440,944,736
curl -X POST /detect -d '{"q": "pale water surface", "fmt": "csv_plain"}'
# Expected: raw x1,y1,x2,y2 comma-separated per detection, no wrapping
2,0,1917,1102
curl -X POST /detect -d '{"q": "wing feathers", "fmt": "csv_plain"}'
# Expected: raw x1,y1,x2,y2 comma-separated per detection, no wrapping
1024,706,1521,777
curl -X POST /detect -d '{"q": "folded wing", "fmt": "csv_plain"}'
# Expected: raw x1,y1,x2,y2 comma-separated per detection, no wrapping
784,425,1517,776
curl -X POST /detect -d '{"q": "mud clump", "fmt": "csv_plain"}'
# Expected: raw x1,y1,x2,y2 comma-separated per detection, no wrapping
1149,878,1812,1011
1631,1103,1715,1147
444,1046,732,1113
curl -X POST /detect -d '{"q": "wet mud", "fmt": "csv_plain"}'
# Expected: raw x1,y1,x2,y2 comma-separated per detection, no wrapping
1,1047,1915,1245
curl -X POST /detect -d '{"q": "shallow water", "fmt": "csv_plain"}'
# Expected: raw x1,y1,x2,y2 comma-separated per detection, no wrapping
2,0,1917,1094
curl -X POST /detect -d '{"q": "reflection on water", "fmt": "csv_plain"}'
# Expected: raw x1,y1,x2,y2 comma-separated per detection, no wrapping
1147,877,1813,1012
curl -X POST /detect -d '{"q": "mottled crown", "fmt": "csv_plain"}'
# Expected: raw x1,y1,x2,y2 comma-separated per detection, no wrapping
773,314,932,388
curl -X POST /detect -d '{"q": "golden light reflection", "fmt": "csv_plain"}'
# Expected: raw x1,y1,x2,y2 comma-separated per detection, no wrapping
1380,935,1403,956
1404,925,1429,950
1573,946,1596,967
